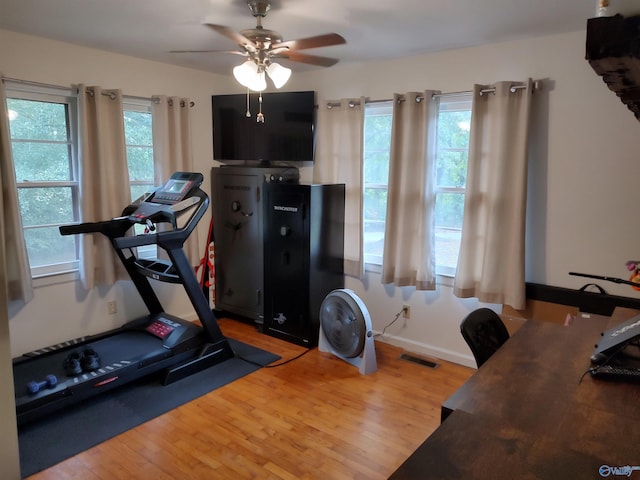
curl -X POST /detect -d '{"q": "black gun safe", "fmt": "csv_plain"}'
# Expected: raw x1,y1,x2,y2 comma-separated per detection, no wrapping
211,166,299,323
263,183,345,347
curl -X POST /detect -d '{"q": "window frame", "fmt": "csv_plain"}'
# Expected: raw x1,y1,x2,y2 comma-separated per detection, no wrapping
5,83,81,279
122,98,156,259
5,85,159,281
123,98,155,200
434,93,472,277
362,100,393,269
362,94,472,278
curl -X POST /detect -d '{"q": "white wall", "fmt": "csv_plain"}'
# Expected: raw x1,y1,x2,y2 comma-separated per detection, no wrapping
2,27,640,370
291,30,640,366
0,29,239,356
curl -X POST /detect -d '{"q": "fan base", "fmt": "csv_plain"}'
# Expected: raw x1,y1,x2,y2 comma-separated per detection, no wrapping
319,327,377,375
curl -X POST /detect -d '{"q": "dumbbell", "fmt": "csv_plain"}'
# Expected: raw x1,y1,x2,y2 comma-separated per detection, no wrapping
27,374,58,394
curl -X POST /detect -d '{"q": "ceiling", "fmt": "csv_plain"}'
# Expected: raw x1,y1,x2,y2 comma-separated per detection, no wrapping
0,0,627,76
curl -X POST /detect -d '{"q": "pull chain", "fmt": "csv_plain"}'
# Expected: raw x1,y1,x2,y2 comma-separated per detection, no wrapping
257,92,264,123
245,88,251,117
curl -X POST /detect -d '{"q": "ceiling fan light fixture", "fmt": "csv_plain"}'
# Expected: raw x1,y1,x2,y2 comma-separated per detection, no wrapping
232,60,256,86
251,70,267,91
266,62,291,88
233,60,266,91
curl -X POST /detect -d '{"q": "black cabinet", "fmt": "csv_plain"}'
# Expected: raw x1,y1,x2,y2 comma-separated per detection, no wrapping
263,183,345,347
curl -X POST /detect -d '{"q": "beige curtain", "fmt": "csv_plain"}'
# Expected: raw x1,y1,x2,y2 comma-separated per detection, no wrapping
77,85,131,290
381,91,439,290
151,95,199,265
0,77,33,304
313,98,365,278
453,80,533,309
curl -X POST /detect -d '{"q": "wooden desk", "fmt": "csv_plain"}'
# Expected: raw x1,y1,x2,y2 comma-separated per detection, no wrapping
390,308,640,480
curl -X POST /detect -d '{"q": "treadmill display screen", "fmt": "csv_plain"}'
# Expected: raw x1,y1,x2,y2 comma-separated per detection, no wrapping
154,179,194,204
166,180,189,194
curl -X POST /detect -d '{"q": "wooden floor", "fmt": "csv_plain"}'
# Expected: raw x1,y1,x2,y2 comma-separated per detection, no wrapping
27,318,473,480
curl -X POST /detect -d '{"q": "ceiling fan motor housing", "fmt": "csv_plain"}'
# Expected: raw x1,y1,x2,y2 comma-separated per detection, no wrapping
241,28,283,49
247,0,271,17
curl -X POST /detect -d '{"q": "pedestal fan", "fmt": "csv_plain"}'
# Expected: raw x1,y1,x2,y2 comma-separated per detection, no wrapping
318,289,377,375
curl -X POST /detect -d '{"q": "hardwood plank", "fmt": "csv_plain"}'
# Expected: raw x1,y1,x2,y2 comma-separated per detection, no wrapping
25,318,473,479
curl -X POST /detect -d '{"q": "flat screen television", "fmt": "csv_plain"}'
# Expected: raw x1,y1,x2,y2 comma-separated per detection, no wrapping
212,90,316,166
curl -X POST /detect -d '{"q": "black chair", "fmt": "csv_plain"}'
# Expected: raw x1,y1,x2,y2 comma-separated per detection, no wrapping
460,308,510,368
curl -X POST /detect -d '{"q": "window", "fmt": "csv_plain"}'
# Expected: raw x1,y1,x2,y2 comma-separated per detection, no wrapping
7,86,80,278
123,101,154,202
6,85,157,278
434,94,472,276
362,94,472,276
363,101,393,266
123,101,155,257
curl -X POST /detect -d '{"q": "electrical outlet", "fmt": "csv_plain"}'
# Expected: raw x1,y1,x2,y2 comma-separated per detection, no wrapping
403,304,411,319
107,301,117,315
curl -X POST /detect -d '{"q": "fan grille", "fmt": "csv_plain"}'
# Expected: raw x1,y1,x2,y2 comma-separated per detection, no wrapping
320,291,367,358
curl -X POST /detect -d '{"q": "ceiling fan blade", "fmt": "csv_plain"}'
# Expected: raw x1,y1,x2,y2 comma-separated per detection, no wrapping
273,33,346,51
205,23,257,51
273,51,340,67
170,49,248,56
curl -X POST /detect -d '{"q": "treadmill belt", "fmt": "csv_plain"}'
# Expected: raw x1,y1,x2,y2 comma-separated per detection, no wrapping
13,331,168,412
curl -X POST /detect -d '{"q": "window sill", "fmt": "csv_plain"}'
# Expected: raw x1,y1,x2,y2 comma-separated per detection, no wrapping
32,270,79,288
364,263,455,287
364,262,382,275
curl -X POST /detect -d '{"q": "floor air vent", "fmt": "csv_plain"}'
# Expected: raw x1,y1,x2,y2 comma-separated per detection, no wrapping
399,353,439,369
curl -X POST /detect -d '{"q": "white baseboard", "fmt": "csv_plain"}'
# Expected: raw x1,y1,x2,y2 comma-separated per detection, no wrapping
374,331,477,369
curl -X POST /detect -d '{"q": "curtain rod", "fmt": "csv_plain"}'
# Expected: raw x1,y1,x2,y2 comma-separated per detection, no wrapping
2,76,194,107
325,79,543,108
86,90,194,107
2,76,69,91
432,81,542,99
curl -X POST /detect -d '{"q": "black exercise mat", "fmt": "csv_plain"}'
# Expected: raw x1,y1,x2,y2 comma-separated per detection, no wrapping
18,338,280,478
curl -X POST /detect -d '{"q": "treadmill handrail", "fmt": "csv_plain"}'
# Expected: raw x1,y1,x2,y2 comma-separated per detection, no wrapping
113,189,209,250
59,188,208,246
59,218,131,237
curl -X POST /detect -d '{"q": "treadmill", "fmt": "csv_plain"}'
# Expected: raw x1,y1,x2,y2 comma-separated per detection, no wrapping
13,172,234,426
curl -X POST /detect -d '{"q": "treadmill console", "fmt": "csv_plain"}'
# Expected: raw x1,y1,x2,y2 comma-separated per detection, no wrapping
126,172,204,226
152,173,202,205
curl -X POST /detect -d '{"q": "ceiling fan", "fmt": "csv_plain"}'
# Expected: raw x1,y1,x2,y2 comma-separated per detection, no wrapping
172,0,346,90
